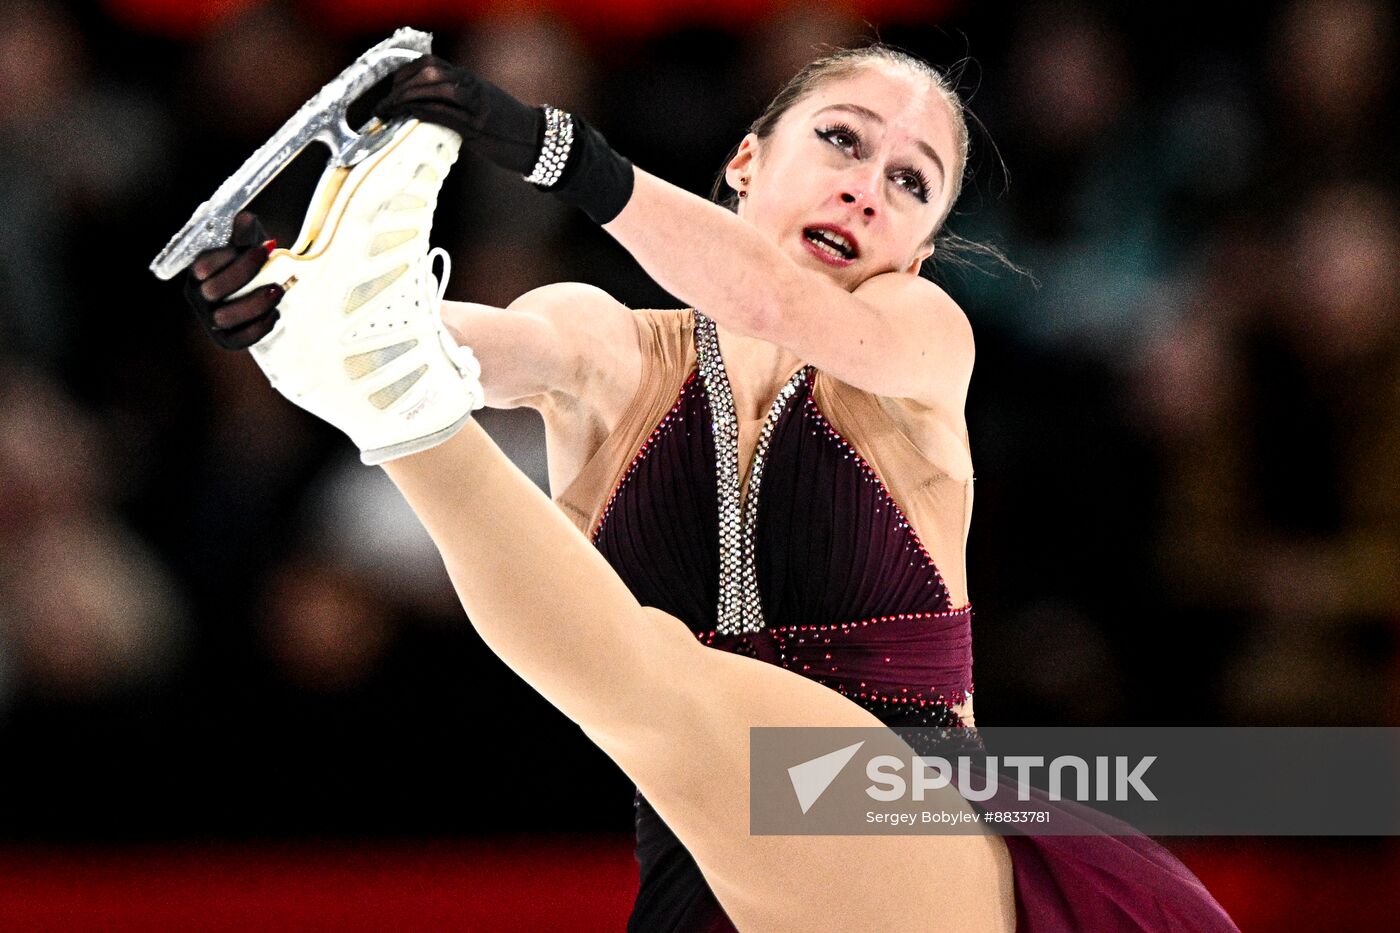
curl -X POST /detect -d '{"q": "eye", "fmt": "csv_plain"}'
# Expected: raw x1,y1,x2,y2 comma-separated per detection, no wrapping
815,122,861,155
893,168,931,203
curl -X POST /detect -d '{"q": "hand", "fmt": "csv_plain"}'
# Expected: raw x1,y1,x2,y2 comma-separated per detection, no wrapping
373,55,542,176
374,55,634,224
183,211,283,349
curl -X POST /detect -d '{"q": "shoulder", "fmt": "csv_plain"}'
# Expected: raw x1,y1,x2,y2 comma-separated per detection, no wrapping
840,274,975,474
507,284,693,345
853,273,974,359
851,272,975,404
498,283,641,412
509,281,639,371
507,281,628,320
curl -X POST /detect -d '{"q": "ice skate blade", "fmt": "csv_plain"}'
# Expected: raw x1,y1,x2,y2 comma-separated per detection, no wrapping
232,118,455,304
149,27,433,281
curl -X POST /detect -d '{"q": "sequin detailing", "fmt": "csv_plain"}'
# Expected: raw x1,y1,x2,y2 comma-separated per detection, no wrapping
856,694,966,728
694,311,809,635
693,606,972,642
694,607,974,727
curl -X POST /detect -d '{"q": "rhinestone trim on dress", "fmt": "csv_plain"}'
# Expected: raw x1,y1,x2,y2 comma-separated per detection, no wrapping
694,310,809,635
694,609,975,715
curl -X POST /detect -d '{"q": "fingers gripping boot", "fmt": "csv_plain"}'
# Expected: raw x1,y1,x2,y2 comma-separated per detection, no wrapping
233,120,483,464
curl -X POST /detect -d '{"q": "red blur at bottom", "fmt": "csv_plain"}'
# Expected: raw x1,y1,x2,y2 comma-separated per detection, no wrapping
0,837,640,932
0,838,1397,931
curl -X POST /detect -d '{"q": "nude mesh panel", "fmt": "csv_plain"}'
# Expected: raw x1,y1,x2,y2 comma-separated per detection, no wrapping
369,229,417,256
383,193,425,212
344,263,408,315
343,339,418,380
369,364,427,410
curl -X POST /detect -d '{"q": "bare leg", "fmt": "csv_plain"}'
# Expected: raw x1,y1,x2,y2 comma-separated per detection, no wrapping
382,421,1014,931
176,112,1007,928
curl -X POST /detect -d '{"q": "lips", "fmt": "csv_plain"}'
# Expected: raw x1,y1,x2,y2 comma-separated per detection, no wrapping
801,224,860,265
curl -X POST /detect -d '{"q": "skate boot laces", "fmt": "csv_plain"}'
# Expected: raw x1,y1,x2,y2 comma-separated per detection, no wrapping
428,246,482,381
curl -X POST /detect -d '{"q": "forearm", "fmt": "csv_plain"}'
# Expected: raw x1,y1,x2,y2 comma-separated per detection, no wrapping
602,167,843,341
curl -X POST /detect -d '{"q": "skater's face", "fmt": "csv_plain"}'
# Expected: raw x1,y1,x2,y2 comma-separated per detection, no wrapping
726,63,959,289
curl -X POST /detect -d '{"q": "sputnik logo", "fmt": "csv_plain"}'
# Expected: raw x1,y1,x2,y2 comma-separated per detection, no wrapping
787,741,865,814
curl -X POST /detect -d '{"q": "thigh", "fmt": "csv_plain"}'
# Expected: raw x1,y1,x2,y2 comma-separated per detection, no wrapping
597,608,1016,933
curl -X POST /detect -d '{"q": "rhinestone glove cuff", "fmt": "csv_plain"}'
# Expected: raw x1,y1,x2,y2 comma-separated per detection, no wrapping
534,109,635,225
523,105,574,188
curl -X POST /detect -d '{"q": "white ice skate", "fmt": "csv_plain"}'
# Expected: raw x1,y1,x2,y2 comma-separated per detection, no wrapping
247,117,482,464
152,30,484,464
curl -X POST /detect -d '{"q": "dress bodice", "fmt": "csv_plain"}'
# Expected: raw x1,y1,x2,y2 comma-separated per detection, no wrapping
577,310,974,727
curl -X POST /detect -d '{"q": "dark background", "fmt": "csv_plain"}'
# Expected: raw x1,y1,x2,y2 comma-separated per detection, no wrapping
1,0,1396,928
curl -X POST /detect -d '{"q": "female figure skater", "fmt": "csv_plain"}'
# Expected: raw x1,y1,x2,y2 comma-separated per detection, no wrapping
185,46,1237,931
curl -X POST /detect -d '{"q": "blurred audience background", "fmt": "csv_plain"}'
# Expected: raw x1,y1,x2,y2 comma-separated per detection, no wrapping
1,0,1396,928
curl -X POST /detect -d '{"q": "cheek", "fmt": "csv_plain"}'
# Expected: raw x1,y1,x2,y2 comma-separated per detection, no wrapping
763,145,839,192
752,181,801,221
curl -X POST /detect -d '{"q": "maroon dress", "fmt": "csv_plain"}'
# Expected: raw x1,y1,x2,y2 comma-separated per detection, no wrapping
562,310,1237,932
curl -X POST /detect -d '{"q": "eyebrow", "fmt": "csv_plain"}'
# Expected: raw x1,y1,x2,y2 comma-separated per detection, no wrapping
812,103,946,185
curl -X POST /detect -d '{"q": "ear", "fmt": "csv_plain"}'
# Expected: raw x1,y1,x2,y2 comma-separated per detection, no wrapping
903,242,935,275
724,133,760,195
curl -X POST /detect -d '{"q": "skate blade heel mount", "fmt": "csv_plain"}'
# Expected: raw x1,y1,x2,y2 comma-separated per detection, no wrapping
149,27,433,281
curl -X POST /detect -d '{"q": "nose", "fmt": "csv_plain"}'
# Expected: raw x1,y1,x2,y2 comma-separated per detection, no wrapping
840,191,876,217
838,166,881,217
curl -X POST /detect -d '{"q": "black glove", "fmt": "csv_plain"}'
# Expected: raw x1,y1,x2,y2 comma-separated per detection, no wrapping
183,210,283,350
374,55,635,225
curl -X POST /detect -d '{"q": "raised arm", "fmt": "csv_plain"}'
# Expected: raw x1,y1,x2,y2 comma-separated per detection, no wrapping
604,168,974,404
376,55,974,410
